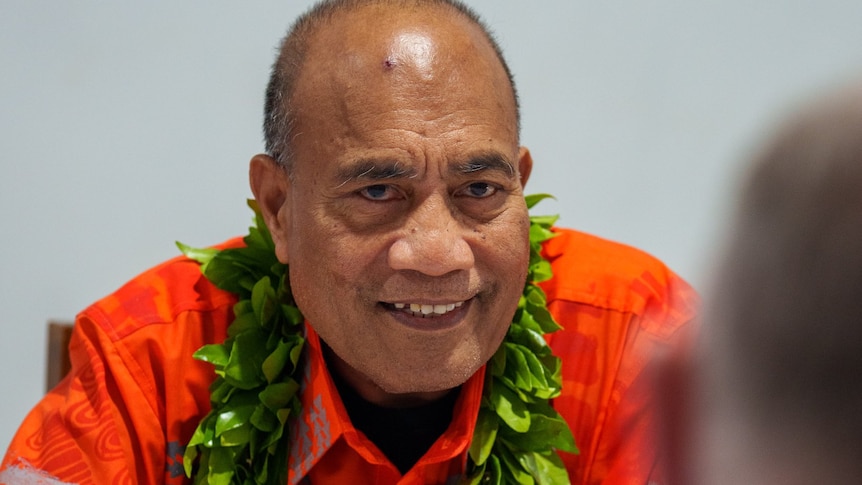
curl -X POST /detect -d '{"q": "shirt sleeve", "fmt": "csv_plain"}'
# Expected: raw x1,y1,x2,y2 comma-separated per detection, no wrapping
547,247,698,485
1,313,165,484
585,313,695,485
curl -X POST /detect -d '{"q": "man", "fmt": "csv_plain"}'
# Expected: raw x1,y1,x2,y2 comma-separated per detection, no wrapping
677,82,862,485
1,1,696,484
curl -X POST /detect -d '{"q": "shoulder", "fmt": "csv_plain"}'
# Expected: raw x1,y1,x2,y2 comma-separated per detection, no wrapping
80,237,244,340
540,228,698,337
543,229,698,482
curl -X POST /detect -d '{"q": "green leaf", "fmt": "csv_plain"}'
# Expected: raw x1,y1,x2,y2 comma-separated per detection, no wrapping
183,438,199,477
528,214,559,228
514,307,544,334
518,450,571,485
186,417,210,448
486,455,502,485
176,241,220,266
219,423,251,447
224,330,267,389
507,326,551,356
259,380,300,411
462,462,486,485
524,286,562,333
519,346,548,390
524,193,555,210
491,384,531,433
215,403,256,436
529,224,556,245
468,408,499,465
193,344,230,368
261,340,291,383
281,304,304,326
210,378,234,403
253,451,270,484
250,277,276,326
227,312,259,338
202,251,261,294
499,413,576,454
250,405,277,433
529,259,554,283
498,445,535,485
504,343,533,392
288,336,304,368
207,446,237,485
490,344,507,377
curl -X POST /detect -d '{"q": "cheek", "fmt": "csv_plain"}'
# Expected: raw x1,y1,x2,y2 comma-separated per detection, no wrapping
285,212,341,307
287,205,344,262
484,212,531,271
288,217,386,297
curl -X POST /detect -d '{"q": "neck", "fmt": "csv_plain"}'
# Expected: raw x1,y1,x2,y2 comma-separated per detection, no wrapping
322,342,453,408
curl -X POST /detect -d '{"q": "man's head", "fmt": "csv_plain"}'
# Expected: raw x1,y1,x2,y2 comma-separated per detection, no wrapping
263,0,520,173
693,82,862,484
250,0,533,406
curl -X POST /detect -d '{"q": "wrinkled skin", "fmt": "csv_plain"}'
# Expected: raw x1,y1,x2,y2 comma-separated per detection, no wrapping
251,5,532,407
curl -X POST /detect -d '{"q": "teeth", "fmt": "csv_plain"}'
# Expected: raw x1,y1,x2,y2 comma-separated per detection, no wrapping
391,301,466,317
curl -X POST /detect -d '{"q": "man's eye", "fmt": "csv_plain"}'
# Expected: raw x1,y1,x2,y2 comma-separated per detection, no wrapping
462,182,497,198
359,184,395,201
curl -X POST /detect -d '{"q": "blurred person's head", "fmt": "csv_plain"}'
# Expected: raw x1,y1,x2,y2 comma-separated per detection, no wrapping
695,82,862,484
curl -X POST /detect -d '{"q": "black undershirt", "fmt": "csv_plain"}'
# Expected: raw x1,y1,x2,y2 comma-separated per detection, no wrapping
329,367,460,474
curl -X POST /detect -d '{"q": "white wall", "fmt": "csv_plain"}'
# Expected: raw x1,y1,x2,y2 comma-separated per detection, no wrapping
3,0,862,450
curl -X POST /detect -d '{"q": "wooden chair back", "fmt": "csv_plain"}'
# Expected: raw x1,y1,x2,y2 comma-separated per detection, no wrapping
46,321,74,392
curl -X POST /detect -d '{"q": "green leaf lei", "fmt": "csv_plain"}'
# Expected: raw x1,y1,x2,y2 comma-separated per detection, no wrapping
178,195,577,485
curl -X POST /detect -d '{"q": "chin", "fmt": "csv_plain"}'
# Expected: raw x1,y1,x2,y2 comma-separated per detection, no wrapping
375,354,484,395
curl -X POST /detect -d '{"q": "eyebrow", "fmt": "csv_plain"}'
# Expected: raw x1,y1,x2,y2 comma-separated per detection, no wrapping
334,160,417,187
452,152,516,178
333,151,516,187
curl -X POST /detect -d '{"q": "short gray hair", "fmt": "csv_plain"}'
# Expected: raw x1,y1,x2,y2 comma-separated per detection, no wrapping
262,0,520,172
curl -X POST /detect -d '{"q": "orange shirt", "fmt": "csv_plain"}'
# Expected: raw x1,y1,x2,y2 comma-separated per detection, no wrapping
1,228,696,485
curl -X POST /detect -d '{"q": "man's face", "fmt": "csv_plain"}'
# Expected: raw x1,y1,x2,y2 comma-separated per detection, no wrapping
274,7,531,399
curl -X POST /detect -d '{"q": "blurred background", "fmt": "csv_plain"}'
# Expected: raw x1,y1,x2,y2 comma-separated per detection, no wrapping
2,0,862,449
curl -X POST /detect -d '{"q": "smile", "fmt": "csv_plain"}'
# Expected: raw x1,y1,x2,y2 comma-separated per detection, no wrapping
391,301,464,317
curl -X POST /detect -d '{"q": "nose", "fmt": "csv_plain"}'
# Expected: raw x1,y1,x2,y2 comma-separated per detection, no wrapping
388,197,475,276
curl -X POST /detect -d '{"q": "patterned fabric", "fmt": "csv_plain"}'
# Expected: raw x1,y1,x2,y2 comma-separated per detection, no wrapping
1,228,697,485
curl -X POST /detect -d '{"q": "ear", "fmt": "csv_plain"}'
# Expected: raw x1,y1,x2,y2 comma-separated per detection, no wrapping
249,154,292,264
517,146,533,187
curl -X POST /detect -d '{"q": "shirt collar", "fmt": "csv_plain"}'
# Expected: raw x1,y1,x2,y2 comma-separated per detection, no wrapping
287,324,485,483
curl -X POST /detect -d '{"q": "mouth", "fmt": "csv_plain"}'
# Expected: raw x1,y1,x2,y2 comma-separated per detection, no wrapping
387,301,465,317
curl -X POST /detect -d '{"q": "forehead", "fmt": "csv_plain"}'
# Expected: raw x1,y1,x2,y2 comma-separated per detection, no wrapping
287,5,518,164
